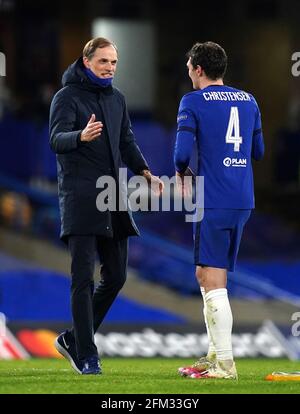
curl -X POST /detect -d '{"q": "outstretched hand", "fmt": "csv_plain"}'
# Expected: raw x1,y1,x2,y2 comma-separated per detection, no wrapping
142,170,164,196
80,114,103,142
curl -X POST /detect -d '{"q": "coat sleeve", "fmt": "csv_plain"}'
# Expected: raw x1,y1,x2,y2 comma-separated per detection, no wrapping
49,90,82,154
119,98,149,174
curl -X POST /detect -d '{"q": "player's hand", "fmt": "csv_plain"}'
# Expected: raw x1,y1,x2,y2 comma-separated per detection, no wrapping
142,170,164,196
176,167,195,198
80,114,103,142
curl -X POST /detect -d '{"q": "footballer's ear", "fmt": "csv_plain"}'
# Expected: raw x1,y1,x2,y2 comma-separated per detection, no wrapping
196,65,203,76
83,56,90,69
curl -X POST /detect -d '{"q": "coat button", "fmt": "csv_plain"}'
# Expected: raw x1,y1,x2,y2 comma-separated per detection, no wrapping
106,226,110,230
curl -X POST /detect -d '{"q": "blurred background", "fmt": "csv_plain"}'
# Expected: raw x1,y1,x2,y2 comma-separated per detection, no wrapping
0,0,300,360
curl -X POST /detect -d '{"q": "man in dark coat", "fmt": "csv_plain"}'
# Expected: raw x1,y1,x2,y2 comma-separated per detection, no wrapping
50,37,163,375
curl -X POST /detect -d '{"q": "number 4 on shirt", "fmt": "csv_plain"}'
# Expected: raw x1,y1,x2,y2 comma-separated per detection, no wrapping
225,106,243,152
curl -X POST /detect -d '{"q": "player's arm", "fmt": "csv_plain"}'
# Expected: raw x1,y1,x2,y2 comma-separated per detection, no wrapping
174,96,197,174
251,103,264,161
174,95,197,196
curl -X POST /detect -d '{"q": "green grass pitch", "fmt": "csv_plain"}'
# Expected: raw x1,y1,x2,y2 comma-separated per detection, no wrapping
0,358,299,394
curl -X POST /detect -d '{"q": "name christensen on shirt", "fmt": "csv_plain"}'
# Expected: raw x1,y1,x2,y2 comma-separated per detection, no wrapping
203,91,251,101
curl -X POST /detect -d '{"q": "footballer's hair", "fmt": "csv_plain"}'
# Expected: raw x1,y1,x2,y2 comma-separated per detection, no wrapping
187,41,227,80
83,37,117,60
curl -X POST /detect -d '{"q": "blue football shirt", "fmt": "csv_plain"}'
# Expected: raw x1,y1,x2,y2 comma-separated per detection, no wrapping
174,85,264,208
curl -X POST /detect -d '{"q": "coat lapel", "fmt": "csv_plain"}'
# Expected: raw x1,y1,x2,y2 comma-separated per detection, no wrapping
98,92,120,177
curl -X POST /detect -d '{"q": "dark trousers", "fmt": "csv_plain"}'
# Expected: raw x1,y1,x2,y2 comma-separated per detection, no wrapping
68,235,128,360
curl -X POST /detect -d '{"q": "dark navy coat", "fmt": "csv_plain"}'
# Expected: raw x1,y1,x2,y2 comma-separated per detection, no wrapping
49,58,149,242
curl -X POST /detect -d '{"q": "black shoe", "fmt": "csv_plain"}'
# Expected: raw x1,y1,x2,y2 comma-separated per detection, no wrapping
82,355,102,375
54,331,83,374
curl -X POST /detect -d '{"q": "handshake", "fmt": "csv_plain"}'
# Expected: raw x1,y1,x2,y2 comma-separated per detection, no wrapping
176,167,195,197
141,169,164,196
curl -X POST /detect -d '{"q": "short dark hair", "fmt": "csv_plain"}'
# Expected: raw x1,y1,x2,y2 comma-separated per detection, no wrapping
83,37,117,60
187,41,227,80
